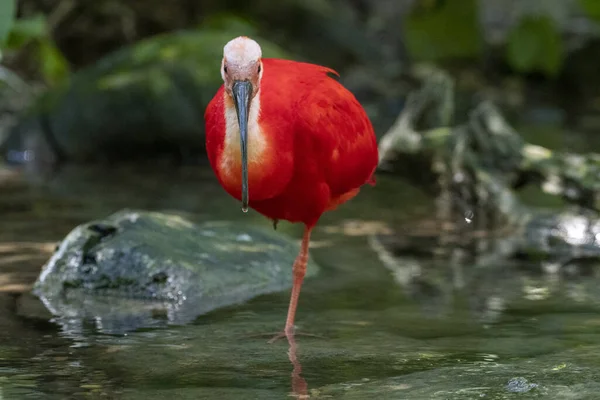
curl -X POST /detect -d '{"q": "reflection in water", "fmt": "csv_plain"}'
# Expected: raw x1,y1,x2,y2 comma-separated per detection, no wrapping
287,335,308,399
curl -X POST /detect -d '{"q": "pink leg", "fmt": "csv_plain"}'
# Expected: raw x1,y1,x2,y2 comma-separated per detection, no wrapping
284,225,312,337
269,225,312,343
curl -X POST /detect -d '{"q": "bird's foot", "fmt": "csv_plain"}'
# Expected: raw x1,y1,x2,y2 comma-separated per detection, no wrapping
268,330,325,344
268,331,287,344
242,329,325,343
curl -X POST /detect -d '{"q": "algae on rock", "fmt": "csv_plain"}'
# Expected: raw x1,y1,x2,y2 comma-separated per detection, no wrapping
33,209,318,334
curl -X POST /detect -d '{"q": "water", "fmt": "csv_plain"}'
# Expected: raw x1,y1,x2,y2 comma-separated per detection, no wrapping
1,162,600,399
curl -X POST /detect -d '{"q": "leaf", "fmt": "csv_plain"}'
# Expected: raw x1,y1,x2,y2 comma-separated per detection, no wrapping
403,0,482,62
5,14,48,50
506,15,564,77
200,14,259,37
37,40,70,85
579,0,600,22
0,0,15,46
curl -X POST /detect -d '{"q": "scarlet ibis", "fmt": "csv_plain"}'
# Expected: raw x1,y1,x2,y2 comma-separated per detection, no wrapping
204,36,378,339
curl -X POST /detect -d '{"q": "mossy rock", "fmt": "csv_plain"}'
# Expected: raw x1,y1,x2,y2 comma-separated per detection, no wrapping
33,209,318,333
1,30,289,165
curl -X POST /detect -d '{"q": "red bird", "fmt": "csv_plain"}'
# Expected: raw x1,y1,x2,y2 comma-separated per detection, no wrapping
205,36,378,339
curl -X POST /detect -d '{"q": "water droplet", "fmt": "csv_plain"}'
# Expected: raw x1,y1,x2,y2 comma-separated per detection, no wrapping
464,210,474,224
241,206,248,213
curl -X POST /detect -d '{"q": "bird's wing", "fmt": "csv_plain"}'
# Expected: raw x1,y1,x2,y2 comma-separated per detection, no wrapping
204,86,226,173
296,74,378,197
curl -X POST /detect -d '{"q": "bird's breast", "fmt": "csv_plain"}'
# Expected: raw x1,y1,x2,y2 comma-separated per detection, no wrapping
217,93,290,201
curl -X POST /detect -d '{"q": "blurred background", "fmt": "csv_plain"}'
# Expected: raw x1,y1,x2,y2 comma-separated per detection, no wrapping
1,0,600,164
1,0,600,398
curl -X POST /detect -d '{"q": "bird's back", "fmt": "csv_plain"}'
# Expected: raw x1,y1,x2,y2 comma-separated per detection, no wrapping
261,58,378,194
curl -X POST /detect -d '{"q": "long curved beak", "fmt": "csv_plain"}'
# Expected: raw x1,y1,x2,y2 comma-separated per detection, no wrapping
231,80,252,212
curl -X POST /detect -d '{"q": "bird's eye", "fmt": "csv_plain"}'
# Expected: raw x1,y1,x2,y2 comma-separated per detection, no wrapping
223,66,228,74
257,65,261,73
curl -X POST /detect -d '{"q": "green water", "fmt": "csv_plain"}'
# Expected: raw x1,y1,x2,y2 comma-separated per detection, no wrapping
1,163,600,399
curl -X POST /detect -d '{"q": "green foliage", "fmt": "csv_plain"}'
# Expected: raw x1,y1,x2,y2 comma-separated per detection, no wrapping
5,14,70,85
579,0,600,22
0,0,15,59
199,14,259,37
401,0,600,77
37,40,69,85
506,15,564,77
403,0,482,62
5,14,47,49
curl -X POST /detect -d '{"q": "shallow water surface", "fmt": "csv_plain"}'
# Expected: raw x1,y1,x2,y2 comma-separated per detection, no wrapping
1,164,600,399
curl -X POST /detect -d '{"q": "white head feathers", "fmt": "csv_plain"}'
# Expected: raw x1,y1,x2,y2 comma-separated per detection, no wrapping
223,36,262,68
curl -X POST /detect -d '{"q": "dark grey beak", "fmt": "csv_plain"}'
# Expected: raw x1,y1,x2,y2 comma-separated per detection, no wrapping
231,80,252,212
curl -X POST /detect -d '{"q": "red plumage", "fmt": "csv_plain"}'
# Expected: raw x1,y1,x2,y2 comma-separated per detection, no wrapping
204,44,378,340
205,58,378,227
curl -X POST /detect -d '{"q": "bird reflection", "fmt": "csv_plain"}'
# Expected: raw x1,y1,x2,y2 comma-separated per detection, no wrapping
287,335,308,398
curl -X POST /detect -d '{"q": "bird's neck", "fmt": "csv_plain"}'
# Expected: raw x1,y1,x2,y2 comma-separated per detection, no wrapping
216,85,295,202
221,91,267,170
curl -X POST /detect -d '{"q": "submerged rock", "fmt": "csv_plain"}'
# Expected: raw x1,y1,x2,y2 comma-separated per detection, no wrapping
506,377,538,393
33,209,318,333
